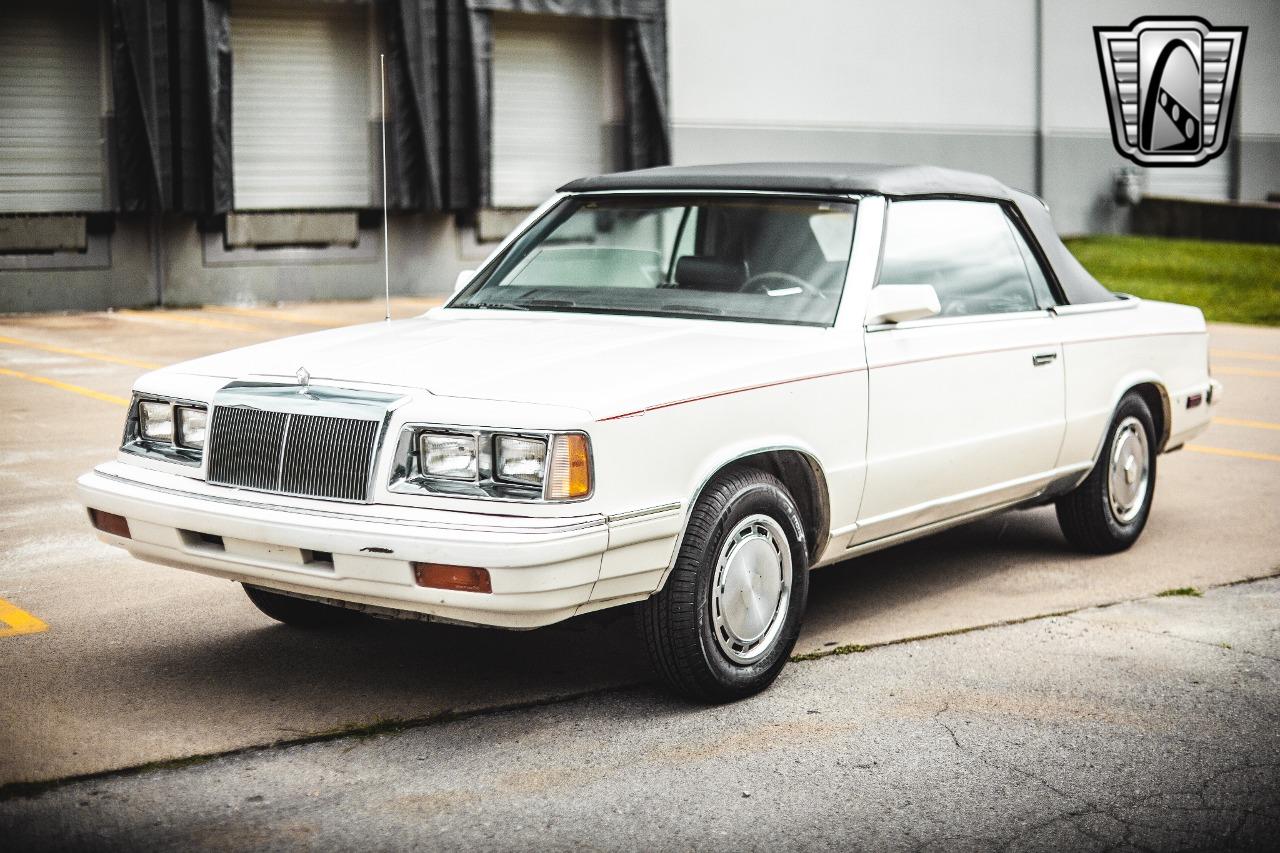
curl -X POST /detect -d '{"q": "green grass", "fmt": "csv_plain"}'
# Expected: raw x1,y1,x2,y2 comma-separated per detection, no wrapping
791,643,868,662
1156,587,1203,598
1063,235,1280,326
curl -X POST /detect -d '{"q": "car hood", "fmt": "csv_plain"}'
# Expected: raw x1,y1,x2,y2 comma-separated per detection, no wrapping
164,310,848,419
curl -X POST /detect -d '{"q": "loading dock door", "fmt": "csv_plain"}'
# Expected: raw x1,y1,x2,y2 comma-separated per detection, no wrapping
230,0,372,210
0,2,105,213
1143,157,1231,200
491,13,619,209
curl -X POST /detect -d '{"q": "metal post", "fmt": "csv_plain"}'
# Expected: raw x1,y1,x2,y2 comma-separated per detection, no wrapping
380,53,391,322
1034,0,1046,198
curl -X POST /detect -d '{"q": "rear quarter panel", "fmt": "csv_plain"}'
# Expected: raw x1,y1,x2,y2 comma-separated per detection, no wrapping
1056,298,1211,467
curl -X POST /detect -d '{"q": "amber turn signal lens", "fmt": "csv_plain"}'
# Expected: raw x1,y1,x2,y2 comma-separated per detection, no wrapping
548,433,591,499
88,509,131,539
412,562,492,594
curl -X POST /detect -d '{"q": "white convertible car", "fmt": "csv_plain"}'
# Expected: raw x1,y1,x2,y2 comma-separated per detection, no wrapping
80,163,1219,701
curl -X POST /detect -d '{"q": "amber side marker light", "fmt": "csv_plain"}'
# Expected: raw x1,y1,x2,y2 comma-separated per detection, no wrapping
88,509,131,539
549,433,591,499
412,562,492,594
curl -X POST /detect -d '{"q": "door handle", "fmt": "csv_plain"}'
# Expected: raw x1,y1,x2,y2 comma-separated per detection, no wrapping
1032,352,1058,366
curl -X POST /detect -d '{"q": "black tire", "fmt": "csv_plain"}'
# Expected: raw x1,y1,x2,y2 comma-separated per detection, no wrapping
638,467,810,703
242,584,358,629
1056,391,1158,554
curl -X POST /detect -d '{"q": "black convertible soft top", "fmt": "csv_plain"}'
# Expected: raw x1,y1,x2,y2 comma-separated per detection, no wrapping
560,162,1117,305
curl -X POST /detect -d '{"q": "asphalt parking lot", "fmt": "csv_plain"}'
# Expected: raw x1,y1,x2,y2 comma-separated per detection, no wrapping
6,578,1279,851
1,301,1278,843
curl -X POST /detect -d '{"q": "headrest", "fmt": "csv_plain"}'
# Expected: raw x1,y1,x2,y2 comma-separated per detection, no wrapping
674,256,744,292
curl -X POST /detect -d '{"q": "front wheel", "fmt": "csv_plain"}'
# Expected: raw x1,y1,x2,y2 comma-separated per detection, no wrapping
1056,391,1158,553
638,468,809,703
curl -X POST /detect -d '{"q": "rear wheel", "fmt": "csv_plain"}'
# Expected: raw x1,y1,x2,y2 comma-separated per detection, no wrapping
1056,391,1158,553
638,468,809,703
242,584,358,629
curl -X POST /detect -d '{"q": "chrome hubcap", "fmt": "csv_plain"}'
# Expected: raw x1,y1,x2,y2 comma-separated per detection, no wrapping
711,514,792,664
1107,416,1150,524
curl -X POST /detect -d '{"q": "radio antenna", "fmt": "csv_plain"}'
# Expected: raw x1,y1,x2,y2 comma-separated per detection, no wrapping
379,53,391,323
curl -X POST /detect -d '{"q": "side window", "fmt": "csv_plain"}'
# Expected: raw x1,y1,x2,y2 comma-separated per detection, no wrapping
1005,219,1058,308
878,200,1040,317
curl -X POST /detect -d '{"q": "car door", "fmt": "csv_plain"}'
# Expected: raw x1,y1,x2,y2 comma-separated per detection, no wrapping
852,198,1066,546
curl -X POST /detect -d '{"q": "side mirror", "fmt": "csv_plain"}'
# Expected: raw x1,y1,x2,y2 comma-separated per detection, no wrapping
865,284,941,325
453,269,475,294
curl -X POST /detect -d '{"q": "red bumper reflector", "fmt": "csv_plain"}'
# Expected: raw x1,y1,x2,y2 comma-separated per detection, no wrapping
412,562,492,594
88,509,131,539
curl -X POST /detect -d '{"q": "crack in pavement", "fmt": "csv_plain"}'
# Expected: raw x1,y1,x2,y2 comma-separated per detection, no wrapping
9,573,1280,805
926,620,1280,853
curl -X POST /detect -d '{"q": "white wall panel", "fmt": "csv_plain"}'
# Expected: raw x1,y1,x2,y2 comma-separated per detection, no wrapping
231,0,372,210
668,0,1037,130
0,2,105,213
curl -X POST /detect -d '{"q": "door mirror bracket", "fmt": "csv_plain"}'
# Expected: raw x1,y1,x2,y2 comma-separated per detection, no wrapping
453,269,476,294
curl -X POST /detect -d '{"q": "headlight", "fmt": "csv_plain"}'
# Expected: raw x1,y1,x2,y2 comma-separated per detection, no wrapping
176,407,208,449
122,396,208,466
392,427,591,501
494,435,547,487
139,401,175,441
419,433,478,480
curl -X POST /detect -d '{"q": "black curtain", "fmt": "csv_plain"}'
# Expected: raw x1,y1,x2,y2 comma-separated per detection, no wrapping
109,0,230,215
174,0,232,215
111,0,171,211
384,0,447,211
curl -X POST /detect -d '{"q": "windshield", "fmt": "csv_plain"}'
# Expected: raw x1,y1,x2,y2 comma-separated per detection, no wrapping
452,194,857,327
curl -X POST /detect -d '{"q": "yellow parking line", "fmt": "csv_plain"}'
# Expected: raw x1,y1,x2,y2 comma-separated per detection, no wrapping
0,335,161,370
200,305,337,327
1212,349,1280,363
0,597,49,638
1186,444,1280,463
113,310,263,334
0,366,129,406
1212,366,1280,379
1213,417,1280,432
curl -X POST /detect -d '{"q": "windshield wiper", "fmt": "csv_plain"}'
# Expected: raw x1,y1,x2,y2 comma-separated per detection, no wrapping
660,303,723,315
460,301,530,311
513,297,578,309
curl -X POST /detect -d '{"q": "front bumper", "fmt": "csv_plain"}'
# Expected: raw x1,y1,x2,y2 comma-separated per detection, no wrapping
79,462,681,628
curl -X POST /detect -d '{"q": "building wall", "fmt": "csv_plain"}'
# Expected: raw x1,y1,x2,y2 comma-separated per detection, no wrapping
0,0,623,313
668,0,1280,235
0,213,475,313
0,218,154,313
2,0,1278,313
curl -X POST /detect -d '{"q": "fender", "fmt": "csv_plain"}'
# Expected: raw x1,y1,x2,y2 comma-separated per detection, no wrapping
655,439,832,591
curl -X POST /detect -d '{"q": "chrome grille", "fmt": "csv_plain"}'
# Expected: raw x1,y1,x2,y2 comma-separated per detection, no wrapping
207,407,380,502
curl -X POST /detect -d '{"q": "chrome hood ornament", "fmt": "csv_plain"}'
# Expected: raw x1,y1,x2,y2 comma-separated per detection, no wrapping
296,366,310,388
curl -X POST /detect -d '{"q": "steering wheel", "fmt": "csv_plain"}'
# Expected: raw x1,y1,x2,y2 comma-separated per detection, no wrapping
741,271,826,299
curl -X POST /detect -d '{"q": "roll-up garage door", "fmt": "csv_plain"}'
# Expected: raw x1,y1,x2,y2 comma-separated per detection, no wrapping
230,0,372,210
0,2,105,213
1143,158,1231,200
491,13,620,209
